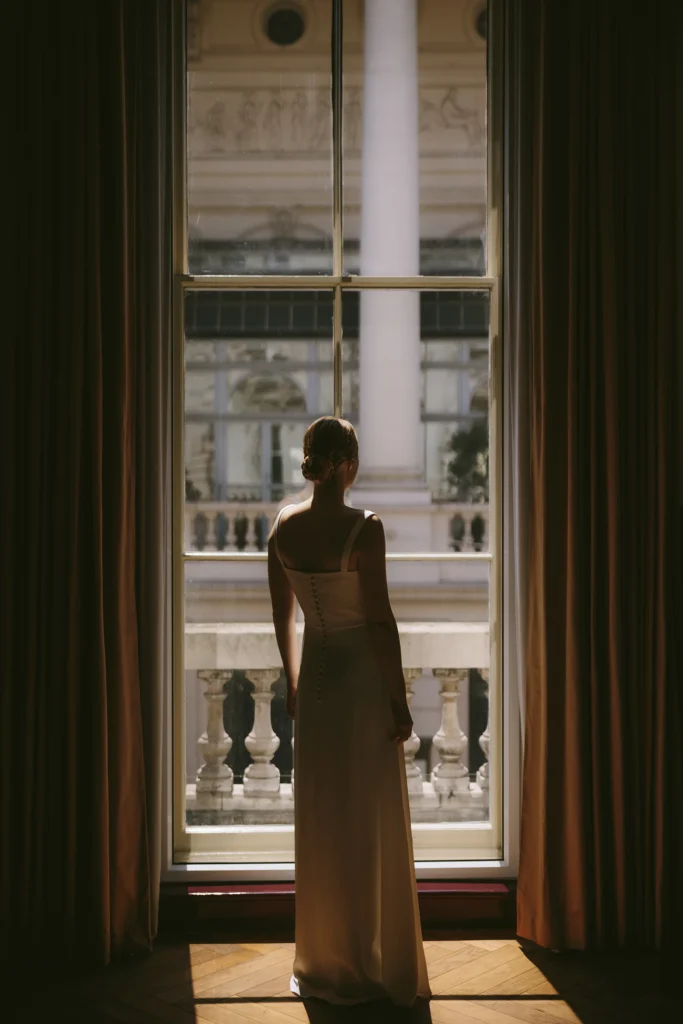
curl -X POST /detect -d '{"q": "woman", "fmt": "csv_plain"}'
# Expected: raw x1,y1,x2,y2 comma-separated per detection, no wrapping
267,416,432,1007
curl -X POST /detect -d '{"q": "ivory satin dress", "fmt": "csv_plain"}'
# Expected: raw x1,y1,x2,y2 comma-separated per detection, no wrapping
274,506,431,1007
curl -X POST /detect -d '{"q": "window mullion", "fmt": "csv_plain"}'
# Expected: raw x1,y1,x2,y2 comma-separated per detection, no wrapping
332,0,343,278
333,285,343,417
332,0,344,416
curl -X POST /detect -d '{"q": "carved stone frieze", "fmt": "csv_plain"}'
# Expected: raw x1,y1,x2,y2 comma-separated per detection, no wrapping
188,85,485,157
419,87,484,148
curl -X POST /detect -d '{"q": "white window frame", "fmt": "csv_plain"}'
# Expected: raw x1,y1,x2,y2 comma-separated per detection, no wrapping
163,0,520,882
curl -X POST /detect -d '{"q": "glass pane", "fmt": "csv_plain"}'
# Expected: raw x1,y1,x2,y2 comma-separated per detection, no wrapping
343,0,487,275
184,560,491,835
343,290,490,552
184,290,333,508
187,0,332,274
182,285,494,846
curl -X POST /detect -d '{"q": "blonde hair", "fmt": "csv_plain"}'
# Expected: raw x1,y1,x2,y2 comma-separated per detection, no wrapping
301,417,358,484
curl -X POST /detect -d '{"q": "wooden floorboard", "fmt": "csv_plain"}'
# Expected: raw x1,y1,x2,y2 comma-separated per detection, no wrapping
12,937,679,1024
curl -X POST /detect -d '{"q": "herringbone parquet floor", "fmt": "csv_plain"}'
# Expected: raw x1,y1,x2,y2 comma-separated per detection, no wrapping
14,938,679,1024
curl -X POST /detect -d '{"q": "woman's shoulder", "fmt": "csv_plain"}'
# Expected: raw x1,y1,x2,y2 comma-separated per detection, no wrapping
277,501,312,525
280,502,375,523
360,509,381,526
356,510,384,547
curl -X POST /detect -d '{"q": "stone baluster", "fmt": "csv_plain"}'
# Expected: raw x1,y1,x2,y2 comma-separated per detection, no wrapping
402,668,424,797
462,509,475,551
196,670,233,807
431,668,469,797
222,513,235,551
247,512,261,552
205,510,219,550
477,669,490,789
244,669,281,795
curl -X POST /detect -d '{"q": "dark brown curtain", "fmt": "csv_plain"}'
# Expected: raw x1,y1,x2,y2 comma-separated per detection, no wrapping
507,0,683,949
1,1,172,964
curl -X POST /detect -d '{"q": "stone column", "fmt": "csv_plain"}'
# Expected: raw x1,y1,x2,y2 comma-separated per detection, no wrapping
402,668,424,797
477,669,490,789
244,668,281,795
431,669,469,797
196,670,233,807
357,0,422,494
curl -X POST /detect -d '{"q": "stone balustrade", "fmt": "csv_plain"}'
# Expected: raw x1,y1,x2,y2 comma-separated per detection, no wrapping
184,502,279,552
184,501,489,554
445,505,489,552
186,622,491,825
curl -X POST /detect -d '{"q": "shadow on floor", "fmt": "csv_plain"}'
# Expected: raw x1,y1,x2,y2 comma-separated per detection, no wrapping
289,995,432,1024
518,941,682,1023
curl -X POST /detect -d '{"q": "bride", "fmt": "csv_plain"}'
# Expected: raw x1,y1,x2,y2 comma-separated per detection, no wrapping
267,416,432,1007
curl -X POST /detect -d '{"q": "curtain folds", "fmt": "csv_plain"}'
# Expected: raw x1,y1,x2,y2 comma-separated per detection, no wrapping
507,0,683,949
1,1,172,964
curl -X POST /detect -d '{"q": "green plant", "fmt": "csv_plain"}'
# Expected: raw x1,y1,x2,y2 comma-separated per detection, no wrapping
447,420,489,502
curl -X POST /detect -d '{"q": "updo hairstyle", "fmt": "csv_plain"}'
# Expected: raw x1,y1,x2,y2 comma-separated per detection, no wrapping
301,416,358,484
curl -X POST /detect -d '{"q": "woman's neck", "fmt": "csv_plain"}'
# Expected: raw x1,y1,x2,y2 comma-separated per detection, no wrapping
310,479,346,510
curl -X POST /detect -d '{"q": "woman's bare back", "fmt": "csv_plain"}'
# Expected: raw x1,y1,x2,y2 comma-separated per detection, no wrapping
275,501,370,573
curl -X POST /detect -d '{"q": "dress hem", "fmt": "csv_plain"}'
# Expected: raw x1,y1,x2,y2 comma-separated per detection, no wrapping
290,973,432,1007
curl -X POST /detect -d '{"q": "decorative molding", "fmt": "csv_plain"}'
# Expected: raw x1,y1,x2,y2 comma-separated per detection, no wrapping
236,207,330,243
188,85,485,157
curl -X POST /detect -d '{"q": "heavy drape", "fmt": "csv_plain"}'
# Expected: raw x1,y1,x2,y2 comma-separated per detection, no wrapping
1,1,172,964
507,0,683,949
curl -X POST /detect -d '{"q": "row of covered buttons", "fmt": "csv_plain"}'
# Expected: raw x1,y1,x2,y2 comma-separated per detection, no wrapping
309,576,326,702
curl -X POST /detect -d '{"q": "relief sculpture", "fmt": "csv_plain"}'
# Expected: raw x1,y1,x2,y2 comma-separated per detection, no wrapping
189,86,484,156
420,87,484,149
204,101,228,150
235,92,261,149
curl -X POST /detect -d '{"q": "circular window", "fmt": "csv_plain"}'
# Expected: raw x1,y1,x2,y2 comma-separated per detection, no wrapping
476,6,488,41
266,6,306,47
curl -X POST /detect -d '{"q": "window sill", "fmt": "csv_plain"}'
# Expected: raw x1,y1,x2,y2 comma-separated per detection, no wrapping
159,879,517,935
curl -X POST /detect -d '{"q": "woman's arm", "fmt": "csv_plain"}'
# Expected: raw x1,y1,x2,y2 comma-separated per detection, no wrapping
357,516,412,741
267,531,299,715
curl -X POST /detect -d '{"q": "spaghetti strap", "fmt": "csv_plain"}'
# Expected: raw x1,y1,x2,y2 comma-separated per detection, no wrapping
273,504,294,563
340,509,373,572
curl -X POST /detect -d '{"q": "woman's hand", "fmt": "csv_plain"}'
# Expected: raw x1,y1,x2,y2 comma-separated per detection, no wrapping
286,685,297,720
390,698,413,743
